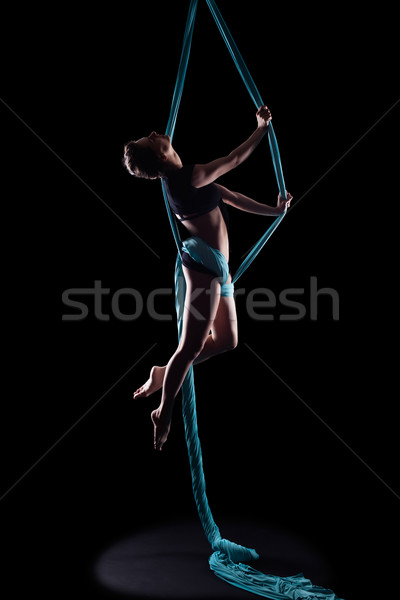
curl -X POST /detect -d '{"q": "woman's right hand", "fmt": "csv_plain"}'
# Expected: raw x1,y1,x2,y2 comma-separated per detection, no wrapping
256,105,272,129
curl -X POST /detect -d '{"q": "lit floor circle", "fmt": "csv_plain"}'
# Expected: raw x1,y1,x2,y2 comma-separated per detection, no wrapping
94,518,332,598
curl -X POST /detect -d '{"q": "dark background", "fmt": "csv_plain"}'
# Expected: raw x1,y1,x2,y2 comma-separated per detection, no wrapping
1,1,399,598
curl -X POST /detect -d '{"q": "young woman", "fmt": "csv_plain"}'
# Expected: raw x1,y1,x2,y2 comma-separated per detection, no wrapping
123,106,292,451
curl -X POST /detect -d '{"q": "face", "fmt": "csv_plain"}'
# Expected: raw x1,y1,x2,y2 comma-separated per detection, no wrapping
136,131,172,159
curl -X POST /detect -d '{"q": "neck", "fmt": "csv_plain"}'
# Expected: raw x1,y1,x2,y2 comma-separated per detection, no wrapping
164,152,183,174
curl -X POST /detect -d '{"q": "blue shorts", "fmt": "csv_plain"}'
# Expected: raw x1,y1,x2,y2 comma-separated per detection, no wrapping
182,250,231,277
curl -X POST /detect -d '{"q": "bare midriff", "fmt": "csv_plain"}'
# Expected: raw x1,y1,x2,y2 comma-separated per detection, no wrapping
177,205,229,264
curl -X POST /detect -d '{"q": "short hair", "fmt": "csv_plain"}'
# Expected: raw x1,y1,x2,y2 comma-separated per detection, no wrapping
122,141,162,180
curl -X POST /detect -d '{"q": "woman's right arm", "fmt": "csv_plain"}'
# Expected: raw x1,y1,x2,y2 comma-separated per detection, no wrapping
191,106,272,188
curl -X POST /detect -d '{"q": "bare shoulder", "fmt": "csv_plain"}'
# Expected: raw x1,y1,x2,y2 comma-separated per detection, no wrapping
191,156,238,188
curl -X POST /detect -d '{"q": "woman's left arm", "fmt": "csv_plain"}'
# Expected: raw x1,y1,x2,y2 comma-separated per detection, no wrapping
216,184,292,216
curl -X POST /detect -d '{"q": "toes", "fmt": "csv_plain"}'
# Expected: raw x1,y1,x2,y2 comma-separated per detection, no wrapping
134,386,147,398
154,438,163,452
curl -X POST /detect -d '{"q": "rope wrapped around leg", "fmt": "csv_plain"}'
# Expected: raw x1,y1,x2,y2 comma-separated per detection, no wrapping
174,237,343,600
176,237,258,562
162,3,344,597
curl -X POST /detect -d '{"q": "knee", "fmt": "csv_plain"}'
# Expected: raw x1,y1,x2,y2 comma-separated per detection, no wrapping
178,338,206,362
227,337,238,352
219,335,238,353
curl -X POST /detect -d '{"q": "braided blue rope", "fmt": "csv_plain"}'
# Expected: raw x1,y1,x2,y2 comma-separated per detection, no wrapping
160,2,343,598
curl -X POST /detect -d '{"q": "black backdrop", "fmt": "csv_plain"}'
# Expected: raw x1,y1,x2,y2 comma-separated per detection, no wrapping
1,1,399,599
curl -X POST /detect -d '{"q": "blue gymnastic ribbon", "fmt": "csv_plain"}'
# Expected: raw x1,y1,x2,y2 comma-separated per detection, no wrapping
160,2,343,599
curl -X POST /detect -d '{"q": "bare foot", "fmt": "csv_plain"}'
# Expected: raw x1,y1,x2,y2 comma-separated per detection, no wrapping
151,408,171,452
133,365,166,399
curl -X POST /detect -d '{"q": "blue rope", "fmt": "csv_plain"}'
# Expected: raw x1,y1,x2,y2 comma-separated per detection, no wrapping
161,0,198,254
160,2,343,598
162,0,288,281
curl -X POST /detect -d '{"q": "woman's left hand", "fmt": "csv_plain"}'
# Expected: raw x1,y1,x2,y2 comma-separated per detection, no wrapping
277,191,292,214
256,105,272,129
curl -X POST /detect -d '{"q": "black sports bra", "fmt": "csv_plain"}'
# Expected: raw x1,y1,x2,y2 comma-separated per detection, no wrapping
163,164,229,228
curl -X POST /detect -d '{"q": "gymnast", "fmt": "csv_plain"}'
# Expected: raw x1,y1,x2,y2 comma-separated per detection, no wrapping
123,106,292,452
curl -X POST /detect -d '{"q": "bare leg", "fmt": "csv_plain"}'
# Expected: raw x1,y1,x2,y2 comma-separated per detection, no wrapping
133,289,238,399
133,337,224,401
151,267,223,451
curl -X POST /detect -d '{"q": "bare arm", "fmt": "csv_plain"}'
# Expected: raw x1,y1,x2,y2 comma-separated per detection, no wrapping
216,183,292,216
191,106,272,188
